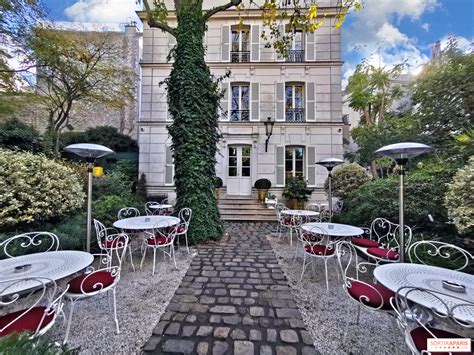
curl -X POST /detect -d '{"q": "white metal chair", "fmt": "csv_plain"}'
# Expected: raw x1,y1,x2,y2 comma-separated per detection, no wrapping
391,286,474,355
351,218,413,264
336,241,399,347
408,240,473,271
167,207,192,254
117,207,140,220
63,235,129,344
93,219,134,271
298,225,337,290
141,223,178,275
0,277,68,338
0,232,59,258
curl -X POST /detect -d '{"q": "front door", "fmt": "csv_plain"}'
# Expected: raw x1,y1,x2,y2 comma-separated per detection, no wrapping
227,146,251,196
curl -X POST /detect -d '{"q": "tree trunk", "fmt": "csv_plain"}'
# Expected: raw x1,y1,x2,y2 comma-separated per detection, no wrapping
370,160,379,179
166,1,223,243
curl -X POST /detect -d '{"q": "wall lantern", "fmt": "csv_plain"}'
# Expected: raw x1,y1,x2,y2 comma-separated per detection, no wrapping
64,143,114,252
375,142,433,262
264,117,275,152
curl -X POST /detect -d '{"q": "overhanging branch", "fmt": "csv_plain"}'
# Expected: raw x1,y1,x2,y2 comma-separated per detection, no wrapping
204,0,243,20
143,0,177,36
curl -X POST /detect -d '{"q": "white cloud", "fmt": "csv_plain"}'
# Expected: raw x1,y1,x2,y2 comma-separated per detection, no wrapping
64,0,140,24
421,23,430,32
342,0,439,85
439,35,472,53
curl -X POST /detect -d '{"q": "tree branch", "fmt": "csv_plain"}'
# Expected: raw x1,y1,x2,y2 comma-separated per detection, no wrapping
204,0,243,21
143,0,177,36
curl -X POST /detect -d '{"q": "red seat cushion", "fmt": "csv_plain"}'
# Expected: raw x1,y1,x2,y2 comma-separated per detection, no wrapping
351,237,380,248
101,236,128,249
304,244,335,256
410,327,471,355
0,307,54,337
347,280,395,310
167,225,186,234
146,236,172,246
68,271,116,294
367,247,399,261
283,219,295,226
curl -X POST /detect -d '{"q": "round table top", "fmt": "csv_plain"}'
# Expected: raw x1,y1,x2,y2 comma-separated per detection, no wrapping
149,204,173,210
113,215,180,230
302,222,364,237
374,263,474,323
281,209,319,217
0,251,93,296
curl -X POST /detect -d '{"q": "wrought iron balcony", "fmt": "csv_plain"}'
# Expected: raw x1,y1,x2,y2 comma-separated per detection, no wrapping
286,50,305,62
285,108,305,122
230,110,250,122
231,51,250,63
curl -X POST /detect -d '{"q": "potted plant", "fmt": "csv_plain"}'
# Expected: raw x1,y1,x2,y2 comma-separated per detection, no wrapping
254,178,272,203
265,192,278,209
282,176,313,209
214,177,223,200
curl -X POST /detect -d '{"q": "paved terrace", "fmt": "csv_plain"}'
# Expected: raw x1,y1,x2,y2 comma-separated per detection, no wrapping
143,222,318,355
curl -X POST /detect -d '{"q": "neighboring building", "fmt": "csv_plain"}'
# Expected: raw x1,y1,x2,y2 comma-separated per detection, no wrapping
24,22,141,137
138,0,344,202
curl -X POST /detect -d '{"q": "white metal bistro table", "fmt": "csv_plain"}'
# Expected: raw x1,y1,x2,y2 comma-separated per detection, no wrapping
113,215,180,230
0,251,93,296
148,204,173,212
374,263,474,323
302,222,364,237
281,210,320,218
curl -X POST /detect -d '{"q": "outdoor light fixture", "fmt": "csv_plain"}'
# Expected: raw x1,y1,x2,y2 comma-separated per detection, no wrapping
375,142,433,262
64,143,114,252
316,158,344,222
264,117,275,152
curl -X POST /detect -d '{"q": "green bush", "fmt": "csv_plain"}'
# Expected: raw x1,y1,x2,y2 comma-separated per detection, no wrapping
136,173,148,199
93,194,144,226
254,178,271,189
214,177,223,188
49,213,87,251
337,170,457,237
0,149,85,229
0,118,43,152
0,332,73,354
445,156,474,235
60,126,138,152
324,163,370,199
282,177,313,202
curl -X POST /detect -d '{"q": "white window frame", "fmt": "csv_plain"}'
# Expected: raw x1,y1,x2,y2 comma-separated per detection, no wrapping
230,83,250,121
231,27,249,52
285,146,305,178
285,83,305,122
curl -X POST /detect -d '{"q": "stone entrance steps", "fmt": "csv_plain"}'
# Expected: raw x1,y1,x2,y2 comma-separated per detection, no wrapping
218,196,277,222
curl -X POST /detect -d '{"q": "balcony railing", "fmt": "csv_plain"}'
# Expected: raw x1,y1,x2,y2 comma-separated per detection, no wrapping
231,51,250,63
286,50,305,62
285,108,305,122
230,110,250,122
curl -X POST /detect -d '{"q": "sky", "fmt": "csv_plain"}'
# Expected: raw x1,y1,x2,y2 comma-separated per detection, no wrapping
43,0,473,85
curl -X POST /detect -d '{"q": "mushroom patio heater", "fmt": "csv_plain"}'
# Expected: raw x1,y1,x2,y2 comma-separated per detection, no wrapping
64,143,114,252
375,142,433,262
316,158,344,222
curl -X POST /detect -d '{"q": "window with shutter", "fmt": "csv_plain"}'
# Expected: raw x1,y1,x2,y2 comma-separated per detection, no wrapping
250,83,259,121
275,82,285,121
220,82,230,121
305,82,316,122
305,32,315,61
230,83,249,121
285,83,305,122
231,25,250,62
250,25,260,62
307,146,316,186
276,146,285,187
221,26,230,62
165,145,174,186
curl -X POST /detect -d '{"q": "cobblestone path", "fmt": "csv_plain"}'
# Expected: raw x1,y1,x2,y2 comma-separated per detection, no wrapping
143,222,318,355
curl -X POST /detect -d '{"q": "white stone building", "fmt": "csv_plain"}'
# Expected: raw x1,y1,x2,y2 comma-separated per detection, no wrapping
138,0,344,202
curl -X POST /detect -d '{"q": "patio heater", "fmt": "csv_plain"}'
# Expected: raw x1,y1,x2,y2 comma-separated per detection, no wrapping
64,143,114,252
375,142,433,263
316,158,344,222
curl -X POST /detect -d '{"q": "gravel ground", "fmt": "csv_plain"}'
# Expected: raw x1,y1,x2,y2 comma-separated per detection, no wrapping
49,247,194,354
267,232,407,355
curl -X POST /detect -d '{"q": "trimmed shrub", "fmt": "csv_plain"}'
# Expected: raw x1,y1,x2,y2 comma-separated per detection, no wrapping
60,126,138,152
254,178,271,189
0,118,43,152
93,194,144,226
324,163,370,199
214,177,223,188
49,213,87,251
337,170,456,237
0,149,85,229
445,156,474,235
282,177,313,202
0,333,73,355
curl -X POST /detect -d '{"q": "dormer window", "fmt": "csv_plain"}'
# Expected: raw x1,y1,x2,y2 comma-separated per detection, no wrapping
231,25,250,63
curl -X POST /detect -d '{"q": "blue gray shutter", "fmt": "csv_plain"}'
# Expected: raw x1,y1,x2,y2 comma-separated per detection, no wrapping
250,82,259,121
306,82,316,122
220,82,229,121
165,145,174,185
307,146,316,186
276,146,285,187
306,32,315,61
167,33,176,62
251,25,260,62
221,26,230,62
276,24,285,61
275,82,285,121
